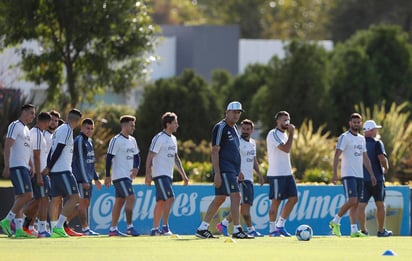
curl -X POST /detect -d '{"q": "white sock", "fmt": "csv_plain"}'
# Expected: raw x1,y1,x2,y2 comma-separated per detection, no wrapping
55,214,67,229
233,225,241,233
6,211,16,221
50,221,58,229
333,215,342,224
350,224,358,233
221,218,229,227
15,218,23,230
110,226,117,231
247,226,255,232
29,225,34,231
82,226,90,232
38,221,47,233
269,221,277,232
127,224,133,229
276,217,286,227
198,221,209,230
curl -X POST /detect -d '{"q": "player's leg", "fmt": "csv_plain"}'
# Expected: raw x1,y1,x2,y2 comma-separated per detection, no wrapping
161,197,174,235
48,196,62,229
195,195,226,238
109,178,127,236
374,182,392,236
152,200,164,235
358,180,371,234
111,197,125,228
348,178,366,237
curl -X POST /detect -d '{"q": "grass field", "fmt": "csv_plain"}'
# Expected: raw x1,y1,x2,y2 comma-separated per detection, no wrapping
1,234,411,261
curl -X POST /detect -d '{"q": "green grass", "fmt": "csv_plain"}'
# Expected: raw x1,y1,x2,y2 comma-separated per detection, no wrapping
1,235,411,261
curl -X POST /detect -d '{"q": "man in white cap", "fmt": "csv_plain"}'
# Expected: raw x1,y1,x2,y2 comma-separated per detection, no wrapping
358,120,392,237
195,101,254,239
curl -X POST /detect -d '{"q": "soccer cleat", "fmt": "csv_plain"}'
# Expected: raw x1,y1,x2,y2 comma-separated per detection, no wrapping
23,227,38,236
232,228,255,239
126,227,140,237
275,226,291,237
195,229,218,239
350,230,368,237
37,231,51,238
109,229,127,237
162,225,173,236
329,221,341,237
15,228,36,238
51,227,69,238
216,222,229,236
0,219,12,237
248,230,264,237
269,230,282,237
361,230,369,236
83,228,100,236
377,229,393,237
64,226,83,236
150,228,162,236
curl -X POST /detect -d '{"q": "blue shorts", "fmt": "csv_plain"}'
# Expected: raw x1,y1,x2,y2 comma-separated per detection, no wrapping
342,177,363,199
113,178,135,198
215,172,240,196
360,181,385,203
50,171,79,198
268,176,297,200
31,175,51,199
10,167,32,195
78,182,93,199
239,180,254,205
153,176,175,201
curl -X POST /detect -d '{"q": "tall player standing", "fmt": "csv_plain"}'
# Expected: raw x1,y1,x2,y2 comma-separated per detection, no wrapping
0,104,36,238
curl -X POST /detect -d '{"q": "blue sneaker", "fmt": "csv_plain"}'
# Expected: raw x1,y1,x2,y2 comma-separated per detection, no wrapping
126,226,140,237
216,222,229,236
150,228,162,236
162,225,173,236
83,228,100,236
275,226,291,237
109,229,127,237
37,231,51,238
269,230,281,237
248,230,264,237
377,229,393,237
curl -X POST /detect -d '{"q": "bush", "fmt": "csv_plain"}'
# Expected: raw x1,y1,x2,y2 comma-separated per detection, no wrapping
179,160,213,183
303,168,332,184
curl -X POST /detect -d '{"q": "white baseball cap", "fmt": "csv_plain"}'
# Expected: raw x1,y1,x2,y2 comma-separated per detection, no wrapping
226,101,244,112
363,120,382,131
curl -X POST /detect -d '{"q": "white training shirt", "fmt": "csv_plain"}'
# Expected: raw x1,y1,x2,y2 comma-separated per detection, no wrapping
44,130,54,155
50,123,74,172
30,127,48,170
336,131,366,178
149,131,177,179
240,137,256,182
266,128,293,177
6,120,31,168
107,134,140,181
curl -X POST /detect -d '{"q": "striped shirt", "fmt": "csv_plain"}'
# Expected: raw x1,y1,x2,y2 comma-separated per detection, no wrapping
336,131,366,178
49,123,74,172
107,134,140,181
149,131,177,179
72,133,98,183
6,120,31,168
30,127,48,170
266,128,292,177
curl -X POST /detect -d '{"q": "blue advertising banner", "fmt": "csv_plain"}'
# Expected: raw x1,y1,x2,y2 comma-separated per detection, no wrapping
89,184,410,236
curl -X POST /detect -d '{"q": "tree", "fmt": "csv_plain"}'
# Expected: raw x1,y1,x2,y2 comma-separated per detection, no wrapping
329,0,412,43
0,0,155,107
149,0,206,25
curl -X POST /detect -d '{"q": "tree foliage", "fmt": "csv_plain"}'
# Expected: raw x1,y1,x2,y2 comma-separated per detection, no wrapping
0,0,156,107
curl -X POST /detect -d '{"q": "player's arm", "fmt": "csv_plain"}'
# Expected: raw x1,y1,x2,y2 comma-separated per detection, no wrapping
332,149,342,185
130,153,140,179
104,153,114,188
363,152,377,186
77,137,89,185
277,124,295,153
175,154,188,186
33,149,43,186
253,157,264,185
2,137,14,178
211,145,221,188
145,151,155,186
378,154,389,174
42,143,65,176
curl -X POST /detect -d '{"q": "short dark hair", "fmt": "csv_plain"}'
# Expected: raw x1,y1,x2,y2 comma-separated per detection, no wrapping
82,118,94,126
350,113,362,121
21,104,35,112
241,119,254,128
68,108,82,118
37,112,51,122
161,112,177,129
49,110,61,119
275,111,289,120
58,119,64,126
120,115,136,124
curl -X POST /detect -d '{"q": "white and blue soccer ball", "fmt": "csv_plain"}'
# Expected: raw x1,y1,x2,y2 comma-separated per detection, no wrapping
295,224,313,241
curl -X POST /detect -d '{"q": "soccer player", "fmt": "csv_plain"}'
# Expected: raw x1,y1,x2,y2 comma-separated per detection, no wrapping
358,120,392,237
266,111,298,237
41,109,83,238
67,118,102,235
0,104,36,238
195,101,254,239
145,112,189,236
105,115,141,237
26,112,52,237
217,119,264,237
329,113,376,237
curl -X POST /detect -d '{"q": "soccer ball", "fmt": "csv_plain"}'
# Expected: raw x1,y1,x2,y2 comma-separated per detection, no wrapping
295,224,313,241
